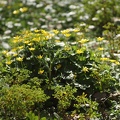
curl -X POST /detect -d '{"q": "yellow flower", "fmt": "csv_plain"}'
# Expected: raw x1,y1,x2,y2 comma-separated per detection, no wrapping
82,66,89,73
64,33,71,37
38,69,44,74
55,40,60,43
61,29,70,34
97,37,104,41
115,61,120,65
37,55,43,59
34,29,40,33
24,41,29,44
52,30,59,34
29,48,35,51
16,57,23,62
64,46,70,51
109,59,116,63
109,59,120,65
33,37,41,42
2,50,8,55
98,47,104,51
13,53,18,57
6,61,12,65
18,46,24,49
41,30,49,36
11,48,17,52
19,7,28,12
78,39,89,44
76,49,84,54
13,10,19,14
13,36,22,43
56,64,61,69
28,43,33,46
100,57,109,61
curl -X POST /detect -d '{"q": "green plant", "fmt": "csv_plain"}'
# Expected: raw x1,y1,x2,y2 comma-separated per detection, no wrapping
0,84,49,120
0,29,119,119
53,85,77,112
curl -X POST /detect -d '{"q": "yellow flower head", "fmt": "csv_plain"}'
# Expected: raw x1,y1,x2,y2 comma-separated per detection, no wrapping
18,46,24,49
2,50,8,55
98,47,104,51
97,37,104,41
29,48,35,51
38,69,44,74
109,59,120,65
76,49,84,54
64,33,71,37
13,53,18,57
19,7,28,12
13,10,19,14
16,57,23,62
100,57,109,61
6,61,12,65
61,29,70,34
115,61,120,65
28,43,33,46
37,55,43,59
34,29,40,33
52,30,59,34
78,39,89,44
82,66,89,73
24,41,29,44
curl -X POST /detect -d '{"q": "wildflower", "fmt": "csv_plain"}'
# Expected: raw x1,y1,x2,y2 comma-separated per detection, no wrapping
34,29,40,33
13,36,20,39
38,69,44,74
55,40,60,43
64,33,71,37
52,30,59,34
37,55,43,59
16,57,23,62
19,7,28,12
100,57,109,61
13,36,22,43
33,38,39,42
6,61,12,65
2,50,8,55
82,66,89,73
28,43,33,46
41,30,49,36
13,10,19,14
18,46,24,49
64,46,70,51
56,64,61,69
29,48,35,51
97,37,104,41
115,61,120,65
109,59,116,63
98,47,104,51
61,29,70,34
24,41,29,44
78,39,89,44
11,48,17,52
13,53,18,57
76,49,84,54
109,59,120,65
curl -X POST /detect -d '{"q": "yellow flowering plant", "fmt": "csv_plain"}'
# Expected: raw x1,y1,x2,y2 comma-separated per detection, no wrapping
0,29,119,120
